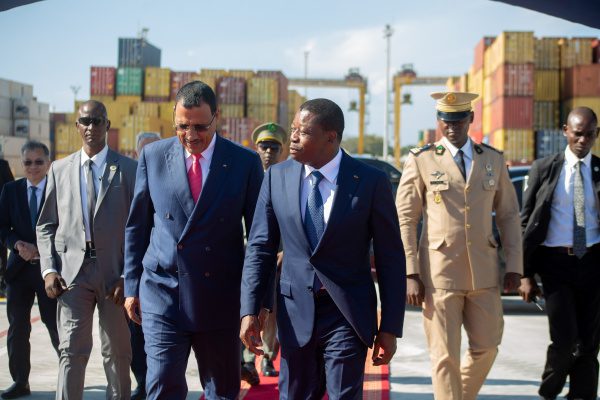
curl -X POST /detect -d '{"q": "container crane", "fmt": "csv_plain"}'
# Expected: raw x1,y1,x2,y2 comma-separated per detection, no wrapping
289,69,368,154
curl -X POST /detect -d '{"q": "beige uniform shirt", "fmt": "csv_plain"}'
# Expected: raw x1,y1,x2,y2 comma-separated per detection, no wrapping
396,140,523,290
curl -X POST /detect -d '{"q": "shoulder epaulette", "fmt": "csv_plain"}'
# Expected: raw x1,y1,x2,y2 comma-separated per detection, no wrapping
479,142,503,154
409,143,434,156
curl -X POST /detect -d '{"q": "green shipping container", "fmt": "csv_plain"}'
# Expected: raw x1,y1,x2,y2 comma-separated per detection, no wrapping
117,67,143,96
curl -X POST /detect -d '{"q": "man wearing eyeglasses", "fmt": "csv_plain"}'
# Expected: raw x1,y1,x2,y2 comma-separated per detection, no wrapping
124,80,263,400
0,141,58,400
36,100,137,399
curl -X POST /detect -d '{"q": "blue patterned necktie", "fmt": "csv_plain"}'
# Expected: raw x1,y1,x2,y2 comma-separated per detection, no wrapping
29,186,38,230
573,161,587,258
304,170,325,291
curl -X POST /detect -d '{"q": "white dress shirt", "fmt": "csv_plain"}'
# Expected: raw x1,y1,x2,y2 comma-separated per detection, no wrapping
300,150,342,225
442,137,473,181
544,146,600,247
27,177,46,212
80,146,108,242
184,133,216,197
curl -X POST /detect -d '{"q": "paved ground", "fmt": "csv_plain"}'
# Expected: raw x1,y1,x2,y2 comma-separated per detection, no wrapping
0,296,572,399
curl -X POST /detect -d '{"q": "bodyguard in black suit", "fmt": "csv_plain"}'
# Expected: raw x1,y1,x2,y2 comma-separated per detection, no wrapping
0,141,59,399
521,107,600,400
0,158,15,294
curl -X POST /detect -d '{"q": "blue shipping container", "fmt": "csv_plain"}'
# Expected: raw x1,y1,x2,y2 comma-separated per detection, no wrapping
536,130,566,159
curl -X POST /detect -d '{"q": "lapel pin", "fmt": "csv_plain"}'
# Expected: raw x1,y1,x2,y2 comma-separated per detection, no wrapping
353,175,359,179
223,164,228,168
110,165,117,171
595,166,599,172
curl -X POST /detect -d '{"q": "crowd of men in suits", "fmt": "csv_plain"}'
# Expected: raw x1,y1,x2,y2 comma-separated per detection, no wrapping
0,81,599,400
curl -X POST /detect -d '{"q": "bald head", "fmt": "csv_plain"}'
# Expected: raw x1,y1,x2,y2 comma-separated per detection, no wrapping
564,106,599,159
79,100,107,117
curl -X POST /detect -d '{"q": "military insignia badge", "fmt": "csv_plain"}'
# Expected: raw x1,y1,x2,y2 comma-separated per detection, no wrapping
435,145,445,155
434,192,442,203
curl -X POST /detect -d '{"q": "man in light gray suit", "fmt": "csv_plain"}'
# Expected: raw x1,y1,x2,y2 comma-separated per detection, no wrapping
37,100,137,400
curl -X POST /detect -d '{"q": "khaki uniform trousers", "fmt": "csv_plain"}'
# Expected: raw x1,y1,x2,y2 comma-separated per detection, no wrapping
423,287,503,400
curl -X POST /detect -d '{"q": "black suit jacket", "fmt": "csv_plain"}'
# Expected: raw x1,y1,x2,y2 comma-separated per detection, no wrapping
521,152,600,277
0,178,45,282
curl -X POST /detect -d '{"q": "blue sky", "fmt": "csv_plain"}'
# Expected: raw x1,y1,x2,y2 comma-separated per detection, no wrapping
0,0,598,148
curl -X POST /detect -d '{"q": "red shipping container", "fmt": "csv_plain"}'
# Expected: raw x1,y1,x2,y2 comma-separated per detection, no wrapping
473,37,495,72
170,71,196,101
490,63,534,101
50,113,67,124
143,96,169,103
470,99,483,134
219,117,259,147
107,128,119,152
562,64,600,99
257,70,289,102
470,130,484,144
217,77,246,105
90,66,116,96
490,96,534,131
593,39,600,64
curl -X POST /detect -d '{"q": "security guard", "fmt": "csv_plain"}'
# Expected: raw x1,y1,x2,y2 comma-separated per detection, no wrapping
240,122,287,385
396,92,523,400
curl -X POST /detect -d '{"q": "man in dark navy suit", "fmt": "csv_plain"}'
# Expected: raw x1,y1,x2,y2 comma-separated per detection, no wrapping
240,98,406,399
0,141,59,399
124,81,263,400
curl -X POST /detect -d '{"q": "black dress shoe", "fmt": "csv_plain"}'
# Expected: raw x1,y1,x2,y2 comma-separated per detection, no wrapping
131,385,146,400
261,358,279,377
241,362,260,386
1,383,30,399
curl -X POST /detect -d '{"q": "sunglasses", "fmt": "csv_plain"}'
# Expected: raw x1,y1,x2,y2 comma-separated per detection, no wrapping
23,159,45,166
78,117,105,126
258,142,282,151
174,113,216,133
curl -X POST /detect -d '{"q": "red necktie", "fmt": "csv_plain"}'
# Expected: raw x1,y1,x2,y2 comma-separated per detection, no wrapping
188,154,203,202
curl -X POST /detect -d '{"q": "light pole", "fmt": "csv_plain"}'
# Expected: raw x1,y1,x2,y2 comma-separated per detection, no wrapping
383,24,393,160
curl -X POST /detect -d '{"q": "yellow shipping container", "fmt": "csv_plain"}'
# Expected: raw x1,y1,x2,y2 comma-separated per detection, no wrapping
54,152,72,160
90,95,115,103
483,76,492,106
115,95,142,104
133,102,159,118
195,75,217,92
145,67,171,98
104,101,131,129
200,69,229,79
535,37,561,70
54,122,80,154
482,103,491,134
468,67,484,98
486,31,534,76
559,37,594,69
120,116,167,152
220,104,245,119
562,97,600,128
534,70,560,101
228,69,255,80
445,76,457,91
247,77,279,105
65,112,78,123
490,129,535,163
247,104,278,123
158,102,176,121
458,73,468,92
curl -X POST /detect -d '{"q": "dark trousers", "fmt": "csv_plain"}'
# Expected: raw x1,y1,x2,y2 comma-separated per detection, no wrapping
142,312,241,400
279,294,368,400
129,319,147,387
538,245,600,400
6,264,59,384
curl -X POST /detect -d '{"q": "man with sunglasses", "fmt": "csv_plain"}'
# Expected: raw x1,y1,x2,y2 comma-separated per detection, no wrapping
124,80,263,400
0,141,58,399
36,100,137,399
396,92,522,400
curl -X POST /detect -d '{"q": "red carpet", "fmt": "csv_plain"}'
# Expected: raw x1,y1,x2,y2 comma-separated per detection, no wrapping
201,346,390,399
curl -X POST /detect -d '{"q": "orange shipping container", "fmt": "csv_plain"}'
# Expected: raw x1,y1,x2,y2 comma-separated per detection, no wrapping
489,63,534,101
473,37,495,72
562,64,600,99
490,96,534,131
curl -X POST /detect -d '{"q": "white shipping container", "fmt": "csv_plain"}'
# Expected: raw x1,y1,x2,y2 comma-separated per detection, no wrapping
12,98,29,119
29,120,50,141
13,119,29,137
0,79,10,99
0,135,27,158
31,101,50,121
9,81,33,100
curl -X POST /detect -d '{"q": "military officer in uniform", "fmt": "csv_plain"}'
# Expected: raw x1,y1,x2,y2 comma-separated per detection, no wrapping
240,123,287,384
396,92,523,400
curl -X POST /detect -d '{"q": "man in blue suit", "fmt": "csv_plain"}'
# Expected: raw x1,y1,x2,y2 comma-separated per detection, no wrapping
240,98,406,399
124,81,263,400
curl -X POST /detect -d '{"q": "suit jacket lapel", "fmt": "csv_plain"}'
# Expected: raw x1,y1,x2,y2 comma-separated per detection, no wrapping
546,153,565,200
314,152,360,253
285,160,307,246
192,135,231,220
17,180,31,232
166,140,195,219
95,150,119,213
467,143,483,188
70,152,85,230
591,155,600,219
